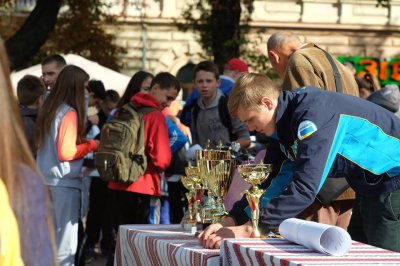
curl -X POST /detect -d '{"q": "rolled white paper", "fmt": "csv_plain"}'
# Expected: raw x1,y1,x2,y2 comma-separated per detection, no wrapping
279,218,352,256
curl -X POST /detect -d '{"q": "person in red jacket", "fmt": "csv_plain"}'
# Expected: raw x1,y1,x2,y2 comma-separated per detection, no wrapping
106,72,180,263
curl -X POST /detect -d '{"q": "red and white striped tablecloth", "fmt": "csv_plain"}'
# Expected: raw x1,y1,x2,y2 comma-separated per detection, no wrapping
114,224,220,266
220,238,400,265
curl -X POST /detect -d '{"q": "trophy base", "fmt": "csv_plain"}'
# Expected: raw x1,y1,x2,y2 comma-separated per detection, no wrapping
196,222,211,231
182,223,197,234
250,231,260,238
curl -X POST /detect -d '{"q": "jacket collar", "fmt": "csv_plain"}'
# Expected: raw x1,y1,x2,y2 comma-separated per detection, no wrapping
131,92,162,110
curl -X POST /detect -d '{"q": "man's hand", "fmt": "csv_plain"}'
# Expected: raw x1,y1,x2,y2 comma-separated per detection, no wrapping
197,217,253,249
198,223,223,247
204,222,253,249
197,217,235,247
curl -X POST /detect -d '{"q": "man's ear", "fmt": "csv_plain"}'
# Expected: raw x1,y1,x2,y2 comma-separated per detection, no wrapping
261,96,274,110
268,50,279,64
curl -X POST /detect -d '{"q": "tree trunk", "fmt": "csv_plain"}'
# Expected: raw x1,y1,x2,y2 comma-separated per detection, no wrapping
5,0,62,70
211,0,241,72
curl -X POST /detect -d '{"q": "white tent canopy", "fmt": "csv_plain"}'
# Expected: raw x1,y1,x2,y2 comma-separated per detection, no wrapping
11,54,130,96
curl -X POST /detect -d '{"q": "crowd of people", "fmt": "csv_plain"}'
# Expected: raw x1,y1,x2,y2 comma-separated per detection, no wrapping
1,30,400,266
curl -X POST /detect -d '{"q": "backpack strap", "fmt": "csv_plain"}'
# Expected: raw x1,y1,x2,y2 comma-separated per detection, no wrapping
314,44,343,93
124,102,157,164
180,101,195,127
192,101,200,129
128,102,157,115
218,95,234,141
138,106,158,115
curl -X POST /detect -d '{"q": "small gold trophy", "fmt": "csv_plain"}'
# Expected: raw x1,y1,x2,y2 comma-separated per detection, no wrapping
237,164,273,238
181,175,197,232
184,166,204,222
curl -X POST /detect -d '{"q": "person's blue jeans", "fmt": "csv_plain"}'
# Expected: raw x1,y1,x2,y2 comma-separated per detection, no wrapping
49,186,80,266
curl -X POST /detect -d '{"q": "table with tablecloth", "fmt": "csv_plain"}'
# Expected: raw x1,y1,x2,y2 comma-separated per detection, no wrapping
114,224,219,266
220,238,400,265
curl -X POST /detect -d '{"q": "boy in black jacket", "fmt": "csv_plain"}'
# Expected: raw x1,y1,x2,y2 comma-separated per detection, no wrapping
199,73,400,253
17,74,46,157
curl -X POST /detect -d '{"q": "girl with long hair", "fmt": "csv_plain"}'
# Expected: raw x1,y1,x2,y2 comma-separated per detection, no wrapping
117,70,154,108
36,65,98,266
106,71,154,121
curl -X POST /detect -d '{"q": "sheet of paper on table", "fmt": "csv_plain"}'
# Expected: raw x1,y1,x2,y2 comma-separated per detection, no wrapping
279,218,352,256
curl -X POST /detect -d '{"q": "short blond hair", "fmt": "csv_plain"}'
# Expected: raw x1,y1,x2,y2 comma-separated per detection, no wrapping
228,73,279,116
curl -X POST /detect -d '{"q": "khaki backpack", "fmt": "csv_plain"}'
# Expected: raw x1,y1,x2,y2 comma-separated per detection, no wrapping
95,103,156,183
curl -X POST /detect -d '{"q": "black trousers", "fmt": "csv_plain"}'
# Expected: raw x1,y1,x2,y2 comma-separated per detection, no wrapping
85,178,112,250
167,181,188,224
108,189,151,229
106,189,151,266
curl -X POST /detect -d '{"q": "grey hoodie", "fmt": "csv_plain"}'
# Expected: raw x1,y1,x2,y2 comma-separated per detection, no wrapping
192,89,250,148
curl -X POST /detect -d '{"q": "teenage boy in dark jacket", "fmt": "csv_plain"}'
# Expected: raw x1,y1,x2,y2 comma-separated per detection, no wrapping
17,74,46,157
199,73,400,253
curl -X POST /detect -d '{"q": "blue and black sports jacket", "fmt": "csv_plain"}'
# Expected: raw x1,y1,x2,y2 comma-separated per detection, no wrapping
229,86,400,231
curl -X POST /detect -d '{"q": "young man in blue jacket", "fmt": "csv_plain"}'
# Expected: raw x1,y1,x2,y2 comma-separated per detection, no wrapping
199,73,400,252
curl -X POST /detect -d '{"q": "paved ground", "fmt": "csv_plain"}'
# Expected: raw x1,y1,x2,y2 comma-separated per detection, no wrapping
86,253,107,266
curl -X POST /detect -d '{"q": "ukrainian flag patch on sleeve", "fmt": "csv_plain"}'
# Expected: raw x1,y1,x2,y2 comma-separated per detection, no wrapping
297,120,318,140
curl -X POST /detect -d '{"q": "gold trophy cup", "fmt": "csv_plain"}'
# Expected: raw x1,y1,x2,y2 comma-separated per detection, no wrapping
200,159,234,223
195,148,231,224
237,164,273,238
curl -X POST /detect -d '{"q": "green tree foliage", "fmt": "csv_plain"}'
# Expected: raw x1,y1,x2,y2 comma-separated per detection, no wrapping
0,0,124,71
177,0,277,77
1,0,62,70
178,1,252,70
241,29,279,79
39,0,125,71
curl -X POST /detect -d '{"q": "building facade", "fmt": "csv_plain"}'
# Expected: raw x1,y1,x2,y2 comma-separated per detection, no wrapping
105,0,400,78
8,0,400,83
